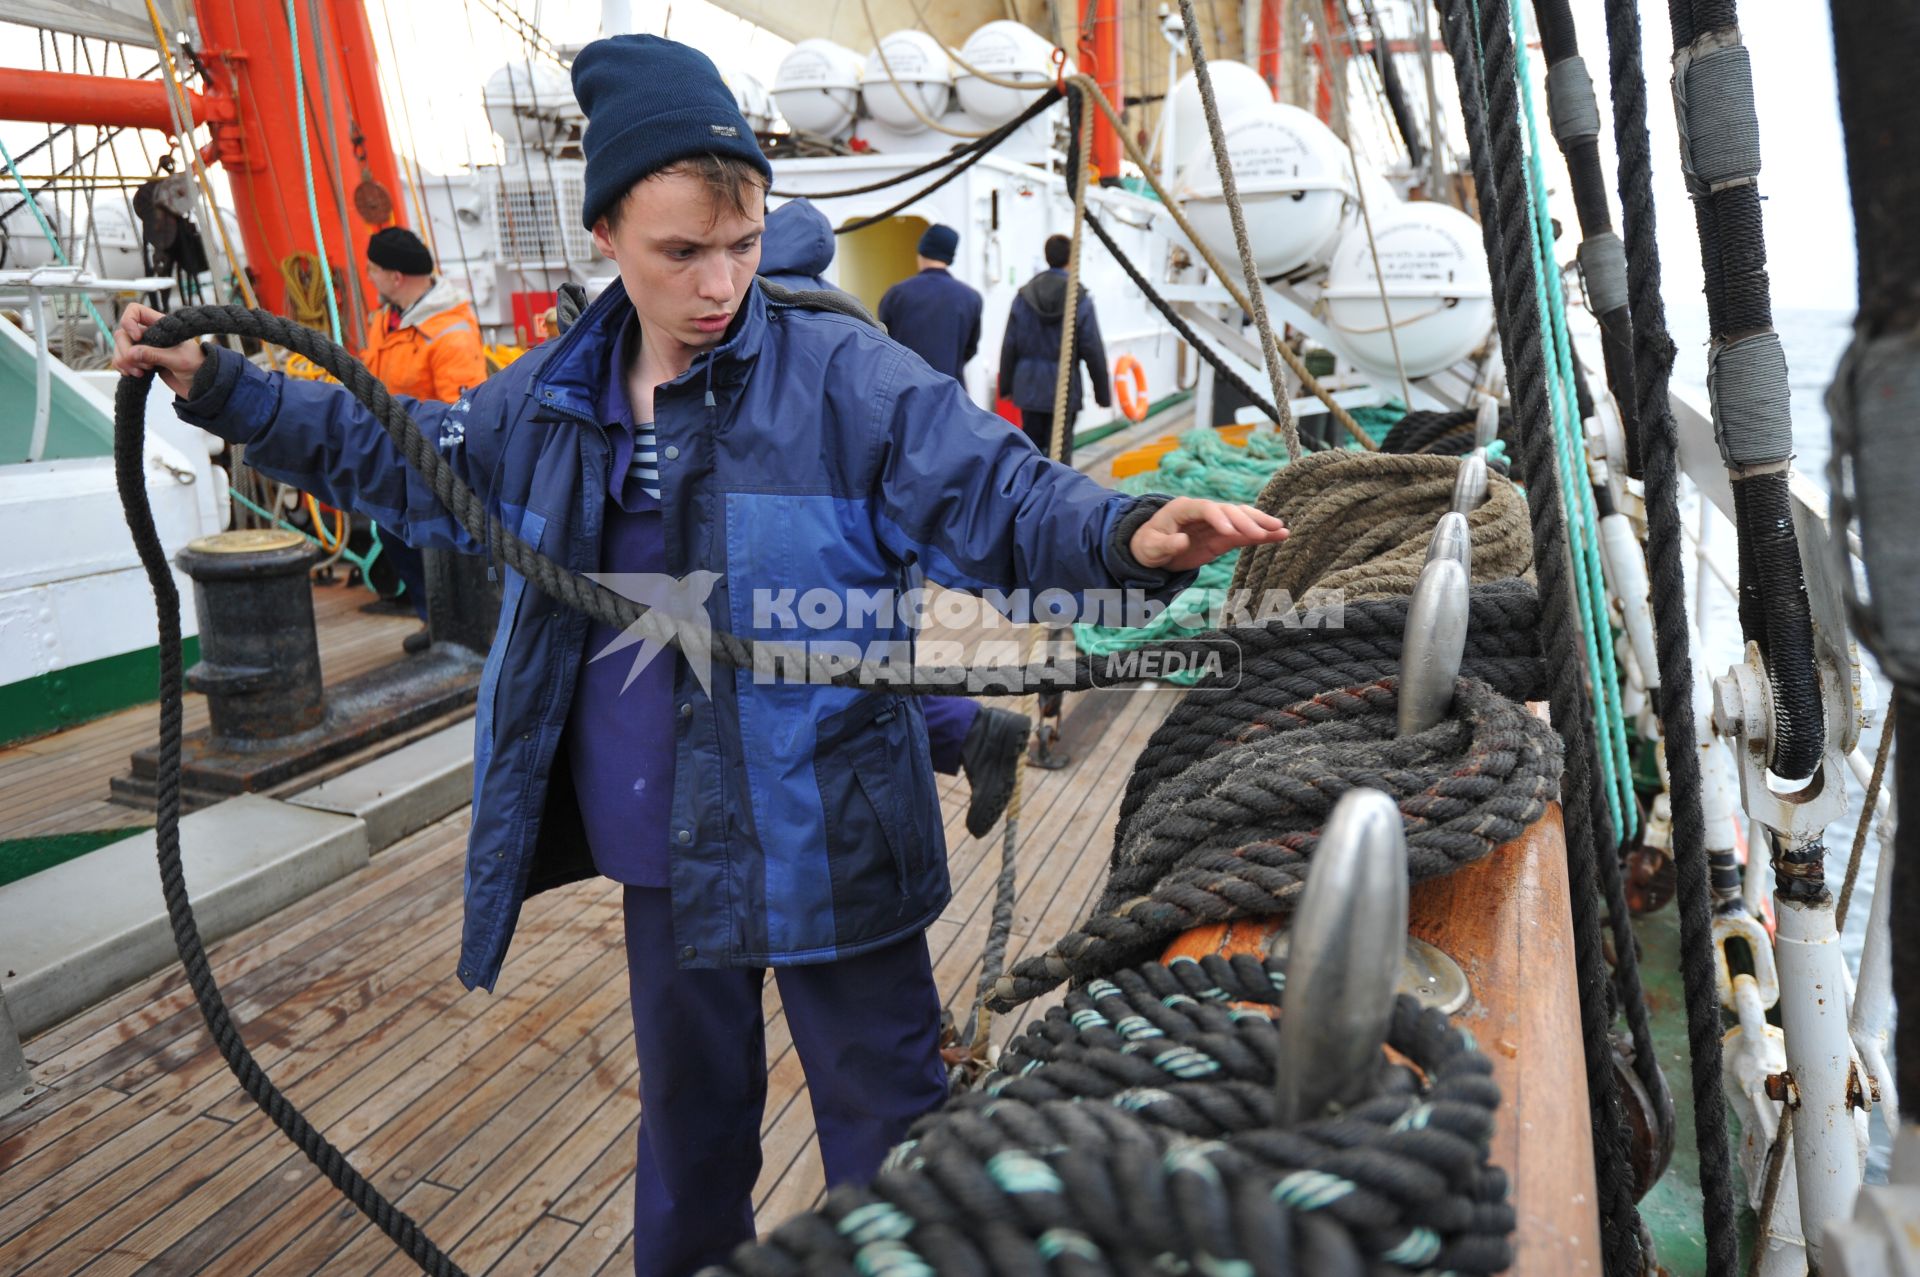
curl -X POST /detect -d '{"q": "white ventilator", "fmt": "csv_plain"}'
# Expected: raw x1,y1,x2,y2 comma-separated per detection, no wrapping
1319,201,1495,379
1179,102,1353,280
773,39,866,138
860,30,955,135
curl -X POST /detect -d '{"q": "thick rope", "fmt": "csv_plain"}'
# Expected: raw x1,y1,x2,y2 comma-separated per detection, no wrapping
1055,73,1372,446
714,955,1515,1277
1227,451,1533,602
988,675,1561,1008
1177,0,1301,461
1604,0,1746,1262
112,379,465,1274
118,306,1296,698
1438,1,1647,1268
1509,0,1637,837
772,87,1062,205
1084,211,1289,429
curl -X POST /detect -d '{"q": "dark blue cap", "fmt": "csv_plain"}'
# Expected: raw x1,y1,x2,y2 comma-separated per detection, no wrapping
917,224,959,263
572,35,774,231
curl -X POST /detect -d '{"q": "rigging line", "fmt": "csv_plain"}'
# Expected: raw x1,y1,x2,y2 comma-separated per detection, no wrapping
142,0,259,310
1064,71,1371,444
0,135,113,341
453,0,537,303
1084,210,1288,427
471,0,568,69
301,0,367,346
1508,0,1636,836
509,9,570,285
857,0,998,138
369,0,436,253
1412,0,1447,199
898,0,1064,91
1439,2,1648,1268
285,0,343,342
217,0,299,309
1330,2,1413,408
1177,0,1301,460
1836,716,1894,932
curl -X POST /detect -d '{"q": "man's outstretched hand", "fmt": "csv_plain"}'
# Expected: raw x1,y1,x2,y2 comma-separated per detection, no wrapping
1128,496,1288,572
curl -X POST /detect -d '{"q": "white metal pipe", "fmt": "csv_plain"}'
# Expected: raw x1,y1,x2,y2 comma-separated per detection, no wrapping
1774,892,1866,1268
1601,511,1661,696
27,286,50,464
1848,787,1899,1128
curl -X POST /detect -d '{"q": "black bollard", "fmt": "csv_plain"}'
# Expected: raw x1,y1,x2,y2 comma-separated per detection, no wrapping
176,529,323,743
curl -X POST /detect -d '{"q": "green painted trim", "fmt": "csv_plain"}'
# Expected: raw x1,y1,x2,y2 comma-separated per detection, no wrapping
1072,390,1195,450
0,826,151,889
0,637,200,748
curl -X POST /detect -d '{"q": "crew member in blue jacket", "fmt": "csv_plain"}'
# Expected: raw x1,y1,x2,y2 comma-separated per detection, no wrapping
876,223,983,382
114,36,1286,1277
999,233,1112,463
762,197,1028,837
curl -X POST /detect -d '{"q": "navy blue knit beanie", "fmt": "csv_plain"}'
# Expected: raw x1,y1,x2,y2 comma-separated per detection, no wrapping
572,35,773,231
917,224,959,263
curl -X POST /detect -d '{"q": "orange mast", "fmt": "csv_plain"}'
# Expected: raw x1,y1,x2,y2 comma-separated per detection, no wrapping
0,0,409,331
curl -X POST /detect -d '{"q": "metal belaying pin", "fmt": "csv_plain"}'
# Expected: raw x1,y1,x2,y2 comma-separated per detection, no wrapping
1451,450,1489,513
1425,509,1473,574
1474,395,1500,448
1272,787,1409,1126
1398,557,1470,736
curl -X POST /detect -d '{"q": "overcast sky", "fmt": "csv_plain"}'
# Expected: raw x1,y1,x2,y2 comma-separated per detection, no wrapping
1,0,1856,312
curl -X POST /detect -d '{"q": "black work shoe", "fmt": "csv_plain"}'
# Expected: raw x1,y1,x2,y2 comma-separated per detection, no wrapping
402,626,432,655
961,706,1030,838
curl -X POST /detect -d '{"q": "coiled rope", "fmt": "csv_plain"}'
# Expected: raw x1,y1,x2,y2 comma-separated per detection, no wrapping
987,676,1561,1009
1117,579,1549,836
711,954,1516,1277
1227,450,1533,602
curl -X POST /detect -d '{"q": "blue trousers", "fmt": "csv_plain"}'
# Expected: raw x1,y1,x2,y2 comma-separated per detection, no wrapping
622,886,948,1276
921,695,979,775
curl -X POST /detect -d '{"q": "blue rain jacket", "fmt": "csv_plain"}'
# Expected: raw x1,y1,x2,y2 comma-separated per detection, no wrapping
172,280,1188,989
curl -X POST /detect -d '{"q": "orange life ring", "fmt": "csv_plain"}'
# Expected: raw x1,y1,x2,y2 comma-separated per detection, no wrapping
1113,354,1149,423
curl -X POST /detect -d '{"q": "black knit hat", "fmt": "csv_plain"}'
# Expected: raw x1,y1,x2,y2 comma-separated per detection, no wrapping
366,227,434,275
572,34,772,231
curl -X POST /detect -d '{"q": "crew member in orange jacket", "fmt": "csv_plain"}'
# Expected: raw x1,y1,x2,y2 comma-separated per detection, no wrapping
360,227,486,646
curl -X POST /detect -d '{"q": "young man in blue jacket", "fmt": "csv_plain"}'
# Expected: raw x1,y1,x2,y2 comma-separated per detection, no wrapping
114,35,1285,1276
760,197,1030,837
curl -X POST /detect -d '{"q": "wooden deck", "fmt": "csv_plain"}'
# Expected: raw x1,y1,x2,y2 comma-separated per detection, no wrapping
0,680,1173,1275
0,582,420,844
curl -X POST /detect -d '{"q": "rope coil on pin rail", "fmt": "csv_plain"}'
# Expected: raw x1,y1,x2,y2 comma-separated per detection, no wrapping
985,675,1563,1010
707,957,1518,1276
1227,450,1534,604
1116,577,1549,836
